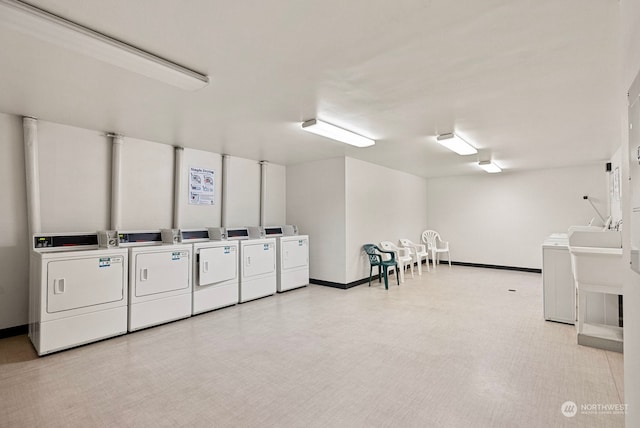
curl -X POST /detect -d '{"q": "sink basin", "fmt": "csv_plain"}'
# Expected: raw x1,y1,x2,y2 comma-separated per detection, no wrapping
568,230,624,351
568,230,622,248
568,230,623,293
568,246,624,293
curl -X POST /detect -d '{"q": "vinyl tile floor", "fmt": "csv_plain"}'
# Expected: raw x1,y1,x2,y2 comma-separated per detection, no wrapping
0,266,625,428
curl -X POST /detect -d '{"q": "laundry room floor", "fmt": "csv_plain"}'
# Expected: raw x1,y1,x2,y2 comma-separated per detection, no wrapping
0,266,625,427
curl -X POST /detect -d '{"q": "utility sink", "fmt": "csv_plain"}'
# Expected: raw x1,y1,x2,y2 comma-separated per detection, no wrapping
568,230,623,293
568,230,624,352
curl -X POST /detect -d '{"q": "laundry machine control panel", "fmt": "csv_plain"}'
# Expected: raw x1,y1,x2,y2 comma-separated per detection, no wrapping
209,227,250,240
117,231,162,245
34,234,98,250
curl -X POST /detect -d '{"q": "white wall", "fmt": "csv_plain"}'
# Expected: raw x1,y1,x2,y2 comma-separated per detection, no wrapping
120,137,174,230
287,156,428,285
345,157,427,283
180,148,222,228
38,121,111,232
427,164,608,269
622,0,640,421
224,156,261,227
264,163,286,226
287,158,346,283
0,113,29,329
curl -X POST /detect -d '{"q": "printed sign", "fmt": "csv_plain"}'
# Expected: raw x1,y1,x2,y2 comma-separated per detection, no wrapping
99,257,111,268
189,167,215,205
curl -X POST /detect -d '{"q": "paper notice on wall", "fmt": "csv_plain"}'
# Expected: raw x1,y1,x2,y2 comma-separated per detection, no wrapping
189,167,215,205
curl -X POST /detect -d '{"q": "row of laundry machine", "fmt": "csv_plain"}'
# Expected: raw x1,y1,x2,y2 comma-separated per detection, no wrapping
29,226,309,356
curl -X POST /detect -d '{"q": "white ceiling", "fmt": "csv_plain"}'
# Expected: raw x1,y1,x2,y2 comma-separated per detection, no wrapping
0,0,622,178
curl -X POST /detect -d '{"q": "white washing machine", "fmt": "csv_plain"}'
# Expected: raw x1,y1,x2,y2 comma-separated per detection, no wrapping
211,227,276,303
164,229,239,315
262,226,309,293
117,230,192,331
29,233,128,356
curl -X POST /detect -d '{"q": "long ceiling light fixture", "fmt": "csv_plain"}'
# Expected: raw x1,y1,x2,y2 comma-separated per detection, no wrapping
0,0,209,90
436,133,478,155
478,160,502,173
301,119,375,147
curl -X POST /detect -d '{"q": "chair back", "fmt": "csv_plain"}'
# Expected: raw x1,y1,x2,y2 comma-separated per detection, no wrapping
398,238,413,248
379,241,397,252
421,230,439,248
363,244,381,265
379,241,397,260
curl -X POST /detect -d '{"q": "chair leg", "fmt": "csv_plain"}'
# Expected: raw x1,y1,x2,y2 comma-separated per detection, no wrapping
382,266,389,290
448,251,452,268
399,262,405,283
409,261,414,278
378,266,382,283
416,256,422,275
432,250,437,271
369,265,373,286
395,264,400,285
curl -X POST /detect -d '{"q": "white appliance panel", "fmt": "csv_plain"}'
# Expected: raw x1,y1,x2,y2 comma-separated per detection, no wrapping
542,240,575,324
39,307,128,355
281,237,309,270
46,256,125,313
242,242,275,278
134,250,190,297
199,246,237,286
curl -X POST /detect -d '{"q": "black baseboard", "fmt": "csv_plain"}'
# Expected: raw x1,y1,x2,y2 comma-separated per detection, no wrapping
447,261,541,274
0,324,28,339
310,277,374,289
311,260,540,290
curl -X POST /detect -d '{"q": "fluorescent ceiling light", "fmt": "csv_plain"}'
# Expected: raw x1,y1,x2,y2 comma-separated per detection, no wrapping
479,160,502,173
301,119,375,147
436,133,477,155
0,0,209,90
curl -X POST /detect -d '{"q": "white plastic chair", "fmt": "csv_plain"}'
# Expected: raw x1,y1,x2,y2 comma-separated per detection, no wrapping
398,238,429,275
379,241,414,283
421,230,451,270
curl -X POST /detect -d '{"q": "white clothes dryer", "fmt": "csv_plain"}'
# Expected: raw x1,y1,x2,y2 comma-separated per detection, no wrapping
211,227,276,303
29,233,128,356
165,229,239,314
117,231,192,332
263,226,309,292
239,237,276,302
